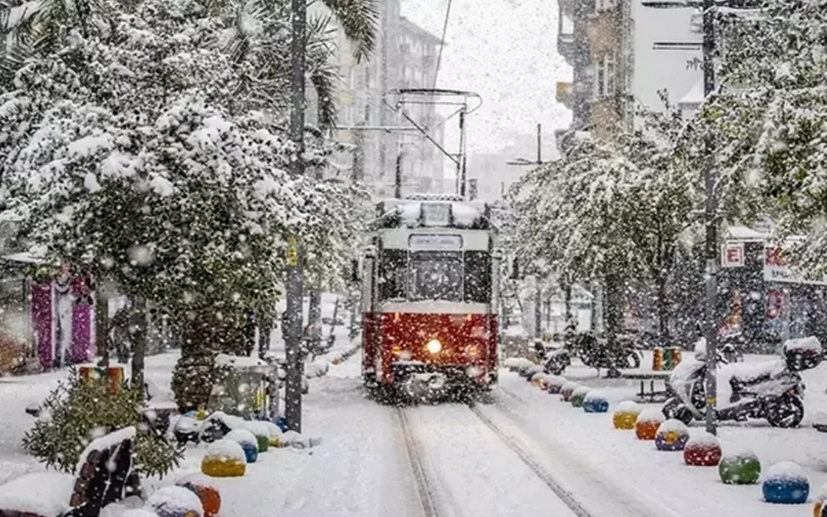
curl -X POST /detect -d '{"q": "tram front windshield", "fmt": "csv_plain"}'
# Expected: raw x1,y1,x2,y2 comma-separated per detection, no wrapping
409,251,463,301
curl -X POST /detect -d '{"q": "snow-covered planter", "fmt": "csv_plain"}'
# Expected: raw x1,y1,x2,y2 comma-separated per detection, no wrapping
530,372,548,387
147,486,204,517
683,432,721,466
176,473,221,517
813,483,827,517
523,364,543,379
545,375,566,394
560,381,579,402
243,421,275,452
762,462,809,504
201,439,246,478
583,390,609,413
613,401,641,430
224,429,259,463
655,419,689,451
635,408,665,440
719,448,761,485
570,386,590,408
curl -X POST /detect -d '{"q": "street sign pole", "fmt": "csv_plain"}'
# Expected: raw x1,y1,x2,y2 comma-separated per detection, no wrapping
285,0,306,433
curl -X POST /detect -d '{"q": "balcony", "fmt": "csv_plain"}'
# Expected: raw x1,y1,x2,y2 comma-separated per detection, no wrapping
557,32,575,66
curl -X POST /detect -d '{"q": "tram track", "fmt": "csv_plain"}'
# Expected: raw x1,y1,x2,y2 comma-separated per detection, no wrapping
397,406,442,517
396,400,593,517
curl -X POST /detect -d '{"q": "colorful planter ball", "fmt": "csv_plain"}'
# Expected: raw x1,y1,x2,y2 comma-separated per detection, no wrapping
176,474,221,517
147,486,204,517
683,431,722,466
560,382,579,402
762,461,809,504
243,421,272,453
655,419,690,451
225,429,259,464
613,401,642,430
813,483,827,517
201,439,247,478
530,372,548,388
635,408,666,441
523,365,543,379
545,375,566,395
570,386,590,408
719,449,761,485
583,390,610,413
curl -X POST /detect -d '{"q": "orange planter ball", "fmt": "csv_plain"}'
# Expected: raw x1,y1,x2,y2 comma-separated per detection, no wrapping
613,401,641,430
635,408,665,440
176,474,221,517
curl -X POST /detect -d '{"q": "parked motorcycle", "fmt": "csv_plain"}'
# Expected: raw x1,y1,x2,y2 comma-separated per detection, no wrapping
574,332,642,372
542,346,571,376
663,336,823,428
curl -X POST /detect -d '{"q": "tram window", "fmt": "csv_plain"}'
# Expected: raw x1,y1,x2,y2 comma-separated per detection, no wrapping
465,251,491,303
409,251,463,301
379,250,407,301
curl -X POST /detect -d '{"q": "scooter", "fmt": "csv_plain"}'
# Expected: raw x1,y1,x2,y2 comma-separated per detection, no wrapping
663,336,823,428
542,346,571,376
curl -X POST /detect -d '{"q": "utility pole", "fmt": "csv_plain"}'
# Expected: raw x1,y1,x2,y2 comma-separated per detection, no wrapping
701,0,718,436
285,0,306,433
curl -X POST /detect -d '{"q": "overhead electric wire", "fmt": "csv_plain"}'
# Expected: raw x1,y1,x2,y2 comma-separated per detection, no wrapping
433,0,453,88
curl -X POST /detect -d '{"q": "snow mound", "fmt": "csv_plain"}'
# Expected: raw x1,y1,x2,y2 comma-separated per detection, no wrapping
572,386,591,397
530,372,548,383
686,431,719,447
561,381,580,391
616,401,641,413
243,420,274,437
546,375,566,387
281,430,322,449
816,482,827,502
525,365,543,376
0,473,75,516
204,439,247,463
225,429,258,446
121,510,159,517
765,461,807,481
305,359,329,378
175,472,219,490
215,354,269,368
657,419,689,434
723,447,759,460
784,336,822,354
147,486,203,517
584,390,608,402
637,408,666,423
503,357,521,369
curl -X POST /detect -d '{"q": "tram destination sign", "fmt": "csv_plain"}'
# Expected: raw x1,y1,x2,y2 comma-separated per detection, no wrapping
409,234,463,251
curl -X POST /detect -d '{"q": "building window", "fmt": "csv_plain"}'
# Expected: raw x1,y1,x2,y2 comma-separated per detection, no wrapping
594,55,615,98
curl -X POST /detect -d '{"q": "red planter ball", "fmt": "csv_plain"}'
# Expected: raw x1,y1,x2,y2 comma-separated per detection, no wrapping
683,432,722,466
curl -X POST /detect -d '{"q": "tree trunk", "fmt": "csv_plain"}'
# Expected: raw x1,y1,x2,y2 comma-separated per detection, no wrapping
563,280,575,345
131,296,147,398
604,274,623,342
656,267,670,346
308,287,322,355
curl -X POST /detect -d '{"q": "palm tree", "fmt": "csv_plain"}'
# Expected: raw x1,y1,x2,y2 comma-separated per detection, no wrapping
0,0,378,125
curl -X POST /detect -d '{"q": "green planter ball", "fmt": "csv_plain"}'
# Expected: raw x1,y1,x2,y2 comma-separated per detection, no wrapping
570,387,590,408
719,450,761,485
256,434,270,452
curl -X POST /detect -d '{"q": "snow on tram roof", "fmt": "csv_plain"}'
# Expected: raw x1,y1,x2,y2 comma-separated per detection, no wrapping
375,197,492,230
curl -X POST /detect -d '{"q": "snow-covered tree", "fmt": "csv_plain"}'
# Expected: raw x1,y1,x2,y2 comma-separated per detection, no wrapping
0,0,373,409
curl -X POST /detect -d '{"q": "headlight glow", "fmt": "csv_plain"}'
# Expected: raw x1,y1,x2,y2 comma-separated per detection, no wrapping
426,339,442,355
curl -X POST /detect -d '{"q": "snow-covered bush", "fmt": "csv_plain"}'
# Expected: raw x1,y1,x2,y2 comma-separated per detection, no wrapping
22,369,183,477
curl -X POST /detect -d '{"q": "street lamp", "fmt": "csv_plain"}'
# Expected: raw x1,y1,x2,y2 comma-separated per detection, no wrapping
640,0,757,435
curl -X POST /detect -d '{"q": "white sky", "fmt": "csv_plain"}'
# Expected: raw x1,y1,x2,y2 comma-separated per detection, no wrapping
401,0,573,155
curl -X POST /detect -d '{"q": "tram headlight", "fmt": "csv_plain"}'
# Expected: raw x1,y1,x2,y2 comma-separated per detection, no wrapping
426,339,442,355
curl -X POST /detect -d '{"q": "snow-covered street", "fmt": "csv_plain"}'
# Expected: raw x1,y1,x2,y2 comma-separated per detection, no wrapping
4,345,827,517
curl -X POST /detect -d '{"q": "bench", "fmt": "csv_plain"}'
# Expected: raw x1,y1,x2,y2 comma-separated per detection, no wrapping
0,427,136,517
620,371,674,403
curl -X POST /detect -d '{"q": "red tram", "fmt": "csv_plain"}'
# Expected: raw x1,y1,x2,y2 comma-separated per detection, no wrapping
360,195,500,398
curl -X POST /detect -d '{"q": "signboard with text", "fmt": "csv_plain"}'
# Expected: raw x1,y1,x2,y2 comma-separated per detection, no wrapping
763,245,827,285
721,243,745,268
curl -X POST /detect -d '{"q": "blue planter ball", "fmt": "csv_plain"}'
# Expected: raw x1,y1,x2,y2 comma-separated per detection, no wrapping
236,440,257,463
583,391,609,413
763,462,809,504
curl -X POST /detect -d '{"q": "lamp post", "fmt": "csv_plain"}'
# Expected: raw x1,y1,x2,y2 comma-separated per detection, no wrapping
285,0,306,433
641,0,720,434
